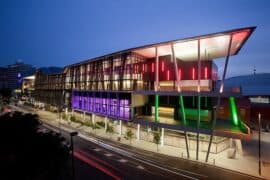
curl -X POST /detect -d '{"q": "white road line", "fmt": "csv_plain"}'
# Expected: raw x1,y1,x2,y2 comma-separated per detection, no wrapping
137,165,144,170
94,148,101,152
118,159,128,163
105,153,113,157
171,167,208,178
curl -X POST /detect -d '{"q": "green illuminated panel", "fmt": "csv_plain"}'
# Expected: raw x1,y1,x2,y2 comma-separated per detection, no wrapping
179,96,186,125
229,97,239,126
180,108,210,121
155,94,159,122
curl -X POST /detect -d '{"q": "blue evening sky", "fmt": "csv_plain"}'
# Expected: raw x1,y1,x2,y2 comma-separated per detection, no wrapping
1,0,270,77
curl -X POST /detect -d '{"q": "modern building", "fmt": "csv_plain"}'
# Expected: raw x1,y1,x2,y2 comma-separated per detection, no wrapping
34,67,64,107
221,73,270,128
21,75,35,102
35,27,256,160
0,61,36,91
0,67,8,89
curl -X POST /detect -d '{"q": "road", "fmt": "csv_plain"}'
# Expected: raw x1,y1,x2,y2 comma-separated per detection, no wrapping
12,104,263,180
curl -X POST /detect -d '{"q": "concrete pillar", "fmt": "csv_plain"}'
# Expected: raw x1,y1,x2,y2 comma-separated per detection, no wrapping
65,108,68,116
137,124,140,140
119,120,122,135
229,138,233,148
104,117,108,132
235,139,243,156
92,114,95,124
161,128,164,147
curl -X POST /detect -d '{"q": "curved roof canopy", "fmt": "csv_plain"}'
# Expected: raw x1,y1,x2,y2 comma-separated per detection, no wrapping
67,26,255,68
133,26,256,61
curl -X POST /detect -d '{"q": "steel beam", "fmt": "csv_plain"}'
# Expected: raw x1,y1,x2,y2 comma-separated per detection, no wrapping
155,47,159,91
155,94,159,122
155,47,159,123
179,95,190,158
172,44,190,158
196,39,201,160
171,44,180,92
206,34,233,162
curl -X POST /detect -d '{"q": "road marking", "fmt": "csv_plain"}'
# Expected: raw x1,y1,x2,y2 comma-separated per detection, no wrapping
118,159,128,163
171,167,208,178
105,153,113,157
94,148,101,152
42,120,199,180
137,165,144,170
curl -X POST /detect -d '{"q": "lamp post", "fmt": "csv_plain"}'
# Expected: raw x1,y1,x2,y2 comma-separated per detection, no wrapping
258,113,261,176
70,131,78,180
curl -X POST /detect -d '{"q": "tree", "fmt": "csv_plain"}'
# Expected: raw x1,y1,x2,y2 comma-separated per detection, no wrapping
0,88,12,104
125,129,134,145
0,112,70,180
153,131,161,152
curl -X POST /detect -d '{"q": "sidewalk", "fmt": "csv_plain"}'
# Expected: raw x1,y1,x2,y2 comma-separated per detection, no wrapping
30,108,270,179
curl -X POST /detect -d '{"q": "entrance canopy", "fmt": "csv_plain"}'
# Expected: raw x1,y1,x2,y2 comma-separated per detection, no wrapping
133,27,255,61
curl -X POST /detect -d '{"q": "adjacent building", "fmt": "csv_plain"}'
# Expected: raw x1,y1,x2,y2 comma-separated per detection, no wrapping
0,61,35,91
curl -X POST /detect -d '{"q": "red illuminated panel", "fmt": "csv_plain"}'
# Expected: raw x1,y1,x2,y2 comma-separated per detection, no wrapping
151,62,154,73
142,64,145,72
204,67,208,79
161,61,164,72
192,67,195,80
178,68,182,80
135,64,138,73
231,30,251,54
167,70,170,80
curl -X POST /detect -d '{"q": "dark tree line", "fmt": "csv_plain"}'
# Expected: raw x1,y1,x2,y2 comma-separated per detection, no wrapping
0,112,70,180
0,88,12,104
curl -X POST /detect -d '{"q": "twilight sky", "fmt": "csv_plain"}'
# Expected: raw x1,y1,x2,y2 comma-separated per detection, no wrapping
1,0,270,77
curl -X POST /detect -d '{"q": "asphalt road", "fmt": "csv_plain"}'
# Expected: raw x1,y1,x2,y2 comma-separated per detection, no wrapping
41,122,262,180
12,105,263,180
42,123,197,180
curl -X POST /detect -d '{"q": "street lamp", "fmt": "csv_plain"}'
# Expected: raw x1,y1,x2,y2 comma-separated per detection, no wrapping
258,113,261,176
70,131,78,180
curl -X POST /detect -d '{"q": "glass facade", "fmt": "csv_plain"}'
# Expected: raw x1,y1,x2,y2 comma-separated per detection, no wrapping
71,91,131,120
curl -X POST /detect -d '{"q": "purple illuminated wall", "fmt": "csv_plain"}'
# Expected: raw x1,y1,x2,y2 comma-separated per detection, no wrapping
71,91,131,120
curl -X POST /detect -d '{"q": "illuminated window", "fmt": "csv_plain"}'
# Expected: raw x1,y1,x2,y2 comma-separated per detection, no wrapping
161,61,164,72
192,67,195,80
178,68,182,80
167,70,170,80
204,67,208,79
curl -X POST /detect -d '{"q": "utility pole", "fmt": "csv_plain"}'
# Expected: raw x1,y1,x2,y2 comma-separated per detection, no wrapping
70,131,78,180
258,113,261,176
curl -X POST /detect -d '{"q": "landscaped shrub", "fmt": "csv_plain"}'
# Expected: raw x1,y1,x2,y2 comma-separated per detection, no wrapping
70,115,76,122
61,113,67,120
96,121,105,128
153,131,161,152
84,121,92,127
125,129,134,144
